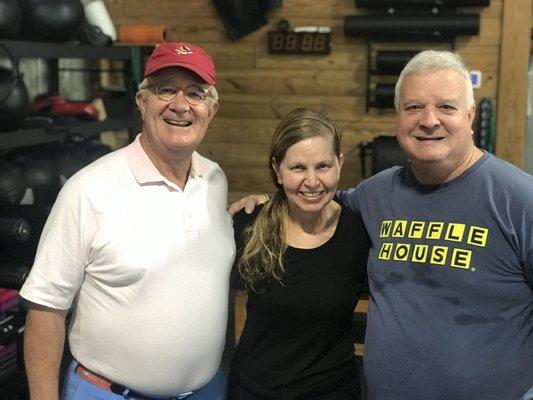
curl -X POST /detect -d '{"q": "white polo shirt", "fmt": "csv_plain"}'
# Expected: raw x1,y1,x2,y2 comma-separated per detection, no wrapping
20,135,236,396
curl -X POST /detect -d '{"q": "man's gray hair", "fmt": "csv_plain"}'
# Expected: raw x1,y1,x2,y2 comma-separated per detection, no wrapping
137,77,219,103
394,50,474,110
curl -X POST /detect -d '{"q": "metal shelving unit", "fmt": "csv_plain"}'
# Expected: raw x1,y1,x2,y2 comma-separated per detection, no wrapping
0,39,142,150
0,40,143,398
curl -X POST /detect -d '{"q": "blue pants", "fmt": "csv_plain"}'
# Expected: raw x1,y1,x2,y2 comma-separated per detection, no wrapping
61,361,226,400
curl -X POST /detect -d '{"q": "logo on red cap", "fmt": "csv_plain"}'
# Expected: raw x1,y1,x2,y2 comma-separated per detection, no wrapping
176,46,193,56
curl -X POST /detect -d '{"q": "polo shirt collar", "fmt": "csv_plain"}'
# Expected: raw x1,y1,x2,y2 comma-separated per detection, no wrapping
125,134,210,186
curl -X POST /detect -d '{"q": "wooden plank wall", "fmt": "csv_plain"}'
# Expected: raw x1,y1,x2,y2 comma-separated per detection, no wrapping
496,0,532,168
105,0,505,201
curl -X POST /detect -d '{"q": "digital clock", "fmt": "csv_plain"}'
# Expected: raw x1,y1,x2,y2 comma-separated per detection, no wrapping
267,31,331,55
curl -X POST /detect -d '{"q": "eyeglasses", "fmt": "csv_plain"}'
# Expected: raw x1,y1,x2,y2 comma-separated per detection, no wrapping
150,81,214,105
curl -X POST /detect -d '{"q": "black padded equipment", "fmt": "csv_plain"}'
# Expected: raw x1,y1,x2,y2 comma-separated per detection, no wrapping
0,0,23,39
0,159,27,205
355,0,490,7
376,50,418,74
371,136,409,175
0,44,30,132
53,143,88,183
7,150,60,206
374,83,395,108
81,139,112,164
212,0,282,41
0,217,30,243
20,0,85,42
79,21,112,46
344,14,479,39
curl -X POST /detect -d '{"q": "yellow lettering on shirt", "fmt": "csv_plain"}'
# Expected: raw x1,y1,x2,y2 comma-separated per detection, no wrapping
412,244,429,263
392,220,407,238
393,243,410,261
374,219,489,271
451,249,472,269
467,226,489,247
380,220,393,237
379,243,393,260
408,221,425,239
427,222,444,240
445,223,466,242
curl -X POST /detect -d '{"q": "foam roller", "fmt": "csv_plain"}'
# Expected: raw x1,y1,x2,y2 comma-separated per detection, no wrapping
345,14,479,39
355,0,490,7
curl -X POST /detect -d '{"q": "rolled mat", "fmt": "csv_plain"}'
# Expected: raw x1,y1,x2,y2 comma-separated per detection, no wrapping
83,0,117,41
118,25,166,43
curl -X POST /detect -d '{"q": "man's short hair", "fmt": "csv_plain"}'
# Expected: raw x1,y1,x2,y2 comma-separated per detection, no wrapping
394,50,475,110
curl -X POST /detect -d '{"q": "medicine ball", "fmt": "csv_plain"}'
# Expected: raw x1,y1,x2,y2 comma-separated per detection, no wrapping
0,159,27,205
0,45,29,132
6,150,60,206
20,0,85,43
0,0,22,39
54,143,89,185
82,139,111,164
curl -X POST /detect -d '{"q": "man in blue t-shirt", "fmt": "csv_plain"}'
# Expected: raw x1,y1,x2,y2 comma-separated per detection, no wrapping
337,50,533,400
231,50,533,400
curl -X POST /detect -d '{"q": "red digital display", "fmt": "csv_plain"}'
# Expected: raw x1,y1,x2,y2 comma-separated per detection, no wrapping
268,32,331,55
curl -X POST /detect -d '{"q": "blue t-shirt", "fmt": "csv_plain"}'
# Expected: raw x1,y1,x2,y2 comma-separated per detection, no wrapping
339,151,533,400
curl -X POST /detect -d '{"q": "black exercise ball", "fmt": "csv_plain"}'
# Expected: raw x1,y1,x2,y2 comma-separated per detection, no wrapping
0,0,23,39
0,67,30,132
25,157,60,205
82,139,112,164
54,143,89,184
20,0,85,42
6,150,60,206
0,159,27,205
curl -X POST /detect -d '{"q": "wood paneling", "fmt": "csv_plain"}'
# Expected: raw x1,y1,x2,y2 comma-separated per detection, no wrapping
104,0,518,197
495,0,532,166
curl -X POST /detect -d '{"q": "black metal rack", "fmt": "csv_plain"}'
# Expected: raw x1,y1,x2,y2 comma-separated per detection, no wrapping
0,40,143,398
0,118,138,150
344,2,489,112
0,39,142,150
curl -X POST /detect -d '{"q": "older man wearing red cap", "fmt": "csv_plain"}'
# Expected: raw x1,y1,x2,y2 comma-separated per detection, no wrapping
20,42,235,400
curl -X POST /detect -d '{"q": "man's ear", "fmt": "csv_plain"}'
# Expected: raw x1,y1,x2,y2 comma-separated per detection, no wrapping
468,104,476,127
136,92,147,118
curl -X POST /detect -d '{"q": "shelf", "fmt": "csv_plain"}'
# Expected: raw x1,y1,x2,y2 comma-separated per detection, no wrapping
0,40,142,150
0,39,136,61
0,119,137,150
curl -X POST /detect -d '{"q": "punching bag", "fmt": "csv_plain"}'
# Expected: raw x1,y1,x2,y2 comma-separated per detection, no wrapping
0,44,30,132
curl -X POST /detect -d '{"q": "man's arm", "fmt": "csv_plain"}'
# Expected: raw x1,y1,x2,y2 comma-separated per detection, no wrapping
336,186,362,213
228,194,269,217
24,302,68,400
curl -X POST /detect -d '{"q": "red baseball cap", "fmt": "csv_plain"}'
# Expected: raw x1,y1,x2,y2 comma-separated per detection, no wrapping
144,42,216,85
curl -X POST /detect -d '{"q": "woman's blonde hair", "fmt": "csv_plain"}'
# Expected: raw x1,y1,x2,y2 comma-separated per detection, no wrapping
239,107,342,291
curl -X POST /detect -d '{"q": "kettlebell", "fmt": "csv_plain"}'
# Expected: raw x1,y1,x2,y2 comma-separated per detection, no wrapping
0,44,29,132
